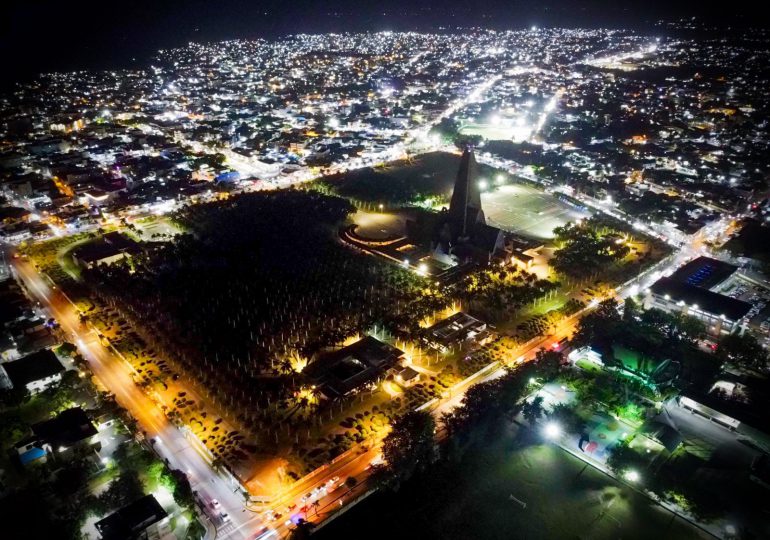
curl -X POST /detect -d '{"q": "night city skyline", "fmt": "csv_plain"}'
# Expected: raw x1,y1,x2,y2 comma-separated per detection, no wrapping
1,2,770,540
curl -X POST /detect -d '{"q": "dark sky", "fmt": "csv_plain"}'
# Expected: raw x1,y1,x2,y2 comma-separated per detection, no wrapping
1,0,768,83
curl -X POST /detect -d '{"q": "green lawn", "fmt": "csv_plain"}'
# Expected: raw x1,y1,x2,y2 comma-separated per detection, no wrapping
316,427,710,540
576,357,604,374
612,345,663,375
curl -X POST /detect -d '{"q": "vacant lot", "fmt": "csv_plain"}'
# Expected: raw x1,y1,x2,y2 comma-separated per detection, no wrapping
482,183,589,240
317,428,709,540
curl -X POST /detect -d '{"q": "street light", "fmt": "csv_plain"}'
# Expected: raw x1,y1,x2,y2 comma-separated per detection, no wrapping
624,470,640,483
544,422,561,439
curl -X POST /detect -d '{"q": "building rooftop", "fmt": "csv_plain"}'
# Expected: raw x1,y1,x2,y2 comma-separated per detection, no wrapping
95,494,167,540
73,231,141,265
2,348,64,388
426,312,487,345
650,277,752,321
306,336,404,398
668,256,738,291
32,407,98,449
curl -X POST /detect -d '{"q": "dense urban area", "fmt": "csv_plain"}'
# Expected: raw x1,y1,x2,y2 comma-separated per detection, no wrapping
2,19,770,540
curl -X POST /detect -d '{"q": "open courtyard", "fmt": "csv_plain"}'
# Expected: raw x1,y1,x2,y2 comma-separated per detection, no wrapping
482,183,590,240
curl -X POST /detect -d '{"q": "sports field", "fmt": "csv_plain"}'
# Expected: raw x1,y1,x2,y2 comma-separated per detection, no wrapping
482,183,589,240
459,122,533,142
316,430,710,540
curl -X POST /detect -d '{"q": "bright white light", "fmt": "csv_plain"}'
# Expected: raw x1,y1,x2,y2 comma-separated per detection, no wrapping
628,284,639,296
544,422,561,439
531,25,538,31
417,263,428,275
624,470,640,482
403,259,410,268
490,114,501,126
495,174,505,185
478,179,488,190
328,117,340,129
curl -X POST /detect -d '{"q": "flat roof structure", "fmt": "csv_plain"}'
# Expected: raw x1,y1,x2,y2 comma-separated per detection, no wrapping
650,277,752,322
2,348,64,389
73,231,141,266
425,312,487,349
32,407,97,448
95,494,167,540
669,256,738,291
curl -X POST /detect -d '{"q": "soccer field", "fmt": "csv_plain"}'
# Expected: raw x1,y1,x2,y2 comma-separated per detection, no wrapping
482,183,589,240
316,432,710,540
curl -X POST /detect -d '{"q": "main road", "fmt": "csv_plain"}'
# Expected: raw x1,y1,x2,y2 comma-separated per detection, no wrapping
7,246,259,540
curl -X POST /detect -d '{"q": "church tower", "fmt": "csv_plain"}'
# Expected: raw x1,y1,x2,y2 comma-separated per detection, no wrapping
448,146,485,237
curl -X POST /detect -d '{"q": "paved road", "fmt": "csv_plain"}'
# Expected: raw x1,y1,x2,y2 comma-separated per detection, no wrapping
7,247,259,540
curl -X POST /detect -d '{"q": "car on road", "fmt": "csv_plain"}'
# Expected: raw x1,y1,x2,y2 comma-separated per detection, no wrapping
210,498,221,510
252,527,278,540
272,511,283,521
220,512,230,523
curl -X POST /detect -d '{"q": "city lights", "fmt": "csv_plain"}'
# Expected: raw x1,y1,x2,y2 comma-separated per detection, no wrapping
2,19,766,540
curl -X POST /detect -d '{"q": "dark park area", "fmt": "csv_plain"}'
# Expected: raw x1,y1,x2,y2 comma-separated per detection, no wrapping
316,427,710,540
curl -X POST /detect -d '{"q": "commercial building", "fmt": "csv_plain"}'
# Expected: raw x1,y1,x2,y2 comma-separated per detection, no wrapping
645,257,751,336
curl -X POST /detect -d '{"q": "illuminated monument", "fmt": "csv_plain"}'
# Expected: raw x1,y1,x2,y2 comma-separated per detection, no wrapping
435,146,505,263
448,146,485,238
